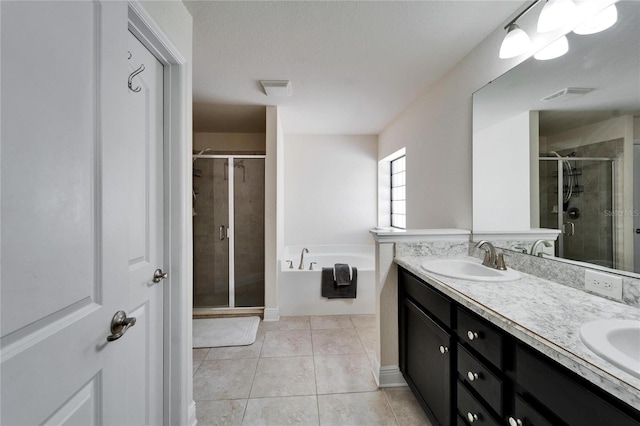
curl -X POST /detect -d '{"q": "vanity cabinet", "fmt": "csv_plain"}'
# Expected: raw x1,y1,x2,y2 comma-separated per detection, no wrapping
399,268,454,425
398,267,640,426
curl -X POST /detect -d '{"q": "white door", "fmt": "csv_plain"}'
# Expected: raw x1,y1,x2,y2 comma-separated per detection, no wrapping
0,2,163,424
124,31,165,425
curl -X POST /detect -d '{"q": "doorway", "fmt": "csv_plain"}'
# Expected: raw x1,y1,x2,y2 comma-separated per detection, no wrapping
193,154,266,310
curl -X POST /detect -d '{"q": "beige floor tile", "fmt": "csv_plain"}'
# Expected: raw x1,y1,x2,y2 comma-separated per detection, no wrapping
242,395,319,426
261,330,312,357
193,358,258,401
250,356,316,397
262,316,311,331
205,338,264,360
312,328,365,355
195,399,247,426
384,387,433,426
355,326,377,351
318,391,398,425
310,315,355,330
194,348,211,361
350,314,377,330
315,354,378,394
194,359,204,375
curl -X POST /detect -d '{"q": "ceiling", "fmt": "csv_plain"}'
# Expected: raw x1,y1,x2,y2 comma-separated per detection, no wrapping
183,0,523,135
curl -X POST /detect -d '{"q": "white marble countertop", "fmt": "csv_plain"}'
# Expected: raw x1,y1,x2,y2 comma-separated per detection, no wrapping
394,254,640,410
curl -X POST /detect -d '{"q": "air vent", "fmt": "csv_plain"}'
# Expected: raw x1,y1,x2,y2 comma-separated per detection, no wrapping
542,87,594,102
260,80,292,97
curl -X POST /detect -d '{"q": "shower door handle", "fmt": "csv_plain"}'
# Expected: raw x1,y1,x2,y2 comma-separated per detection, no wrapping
563,222,575,236
219,225,226,241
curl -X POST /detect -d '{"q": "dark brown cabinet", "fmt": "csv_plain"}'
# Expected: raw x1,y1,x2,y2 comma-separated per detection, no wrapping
398,266,640,426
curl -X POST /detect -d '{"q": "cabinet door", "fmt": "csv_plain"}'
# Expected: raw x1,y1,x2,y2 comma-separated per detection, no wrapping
403,298,453,426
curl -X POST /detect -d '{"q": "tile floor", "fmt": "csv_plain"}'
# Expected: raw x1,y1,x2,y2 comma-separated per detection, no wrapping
193,315,432,426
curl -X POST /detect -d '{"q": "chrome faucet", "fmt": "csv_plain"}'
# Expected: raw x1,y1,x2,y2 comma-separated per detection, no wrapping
475,240,497,268
298,248,309,270
530,240,552,257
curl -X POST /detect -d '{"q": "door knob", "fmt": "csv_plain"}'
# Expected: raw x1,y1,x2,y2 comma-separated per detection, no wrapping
107,311,136,342
153,268,168,283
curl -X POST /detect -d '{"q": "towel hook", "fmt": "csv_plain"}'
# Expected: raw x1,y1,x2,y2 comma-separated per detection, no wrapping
128,64,145,93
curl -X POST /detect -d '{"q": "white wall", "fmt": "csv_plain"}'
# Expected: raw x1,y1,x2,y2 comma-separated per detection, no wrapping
284,134,378,246
473,111,532,231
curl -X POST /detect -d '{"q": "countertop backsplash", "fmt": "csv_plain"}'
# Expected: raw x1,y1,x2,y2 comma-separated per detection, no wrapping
394,241,640,309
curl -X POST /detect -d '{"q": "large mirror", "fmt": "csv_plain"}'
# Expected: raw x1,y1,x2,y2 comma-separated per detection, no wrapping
473,1,640,275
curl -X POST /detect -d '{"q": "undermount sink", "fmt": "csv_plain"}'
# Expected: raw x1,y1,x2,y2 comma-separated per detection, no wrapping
420,258,520,282
580,319,640,378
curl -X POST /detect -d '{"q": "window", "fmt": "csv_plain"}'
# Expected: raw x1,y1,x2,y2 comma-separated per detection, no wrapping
390,155,406,229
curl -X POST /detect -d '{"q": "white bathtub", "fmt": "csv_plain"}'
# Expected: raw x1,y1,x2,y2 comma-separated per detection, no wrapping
278,245,375,316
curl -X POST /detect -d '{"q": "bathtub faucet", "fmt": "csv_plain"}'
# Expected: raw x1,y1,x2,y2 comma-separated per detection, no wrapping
298,248,309,270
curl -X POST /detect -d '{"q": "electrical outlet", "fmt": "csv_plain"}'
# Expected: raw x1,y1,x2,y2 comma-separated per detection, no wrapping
585,269,623,301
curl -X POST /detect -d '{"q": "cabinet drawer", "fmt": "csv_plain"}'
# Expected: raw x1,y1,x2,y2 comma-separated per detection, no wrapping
400,268,451,327
457,381,500,426
457,308,503,368
458,344,503,415
508,394,554,426
516,343,640,426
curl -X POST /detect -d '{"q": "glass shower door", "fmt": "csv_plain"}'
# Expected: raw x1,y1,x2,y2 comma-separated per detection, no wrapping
540,157,615,268
193,158,229,308
233,158,265,307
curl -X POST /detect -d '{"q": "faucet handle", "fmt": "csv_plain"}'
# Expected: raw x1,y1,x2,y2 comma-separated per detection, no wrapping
286,260,293,269
309,262,317,271
496,253,508,271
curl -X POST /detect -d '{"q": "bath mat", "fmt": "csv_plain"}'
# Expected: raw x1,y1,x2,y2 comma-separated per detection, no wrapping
193,316,260,348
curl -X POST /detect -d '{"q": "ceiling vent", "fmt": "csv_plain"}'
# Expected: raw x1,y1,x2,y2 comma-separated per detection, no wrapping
542,87,594,102
260,80,292,97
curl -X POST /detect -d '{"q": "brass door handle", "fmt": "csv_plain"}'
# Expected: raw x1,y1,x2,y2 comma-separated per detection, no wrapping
106,311,136,342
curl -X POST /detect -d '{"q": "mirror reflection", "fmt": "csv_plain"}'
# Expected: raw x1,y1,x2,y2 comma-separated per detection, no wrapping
473,1,640,274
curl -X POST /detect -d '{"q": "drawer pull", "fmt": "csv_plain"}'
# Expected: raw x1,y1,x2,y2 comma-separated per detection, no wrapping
467,412,479,423
467,330,480,340
467,371,480,381
439,345,449,354
508,417,523,426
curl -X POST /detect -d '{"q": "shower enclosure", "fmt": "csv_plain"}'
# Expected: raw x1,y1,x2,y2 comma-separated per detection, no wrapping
193,154,265,309
539,154,616,268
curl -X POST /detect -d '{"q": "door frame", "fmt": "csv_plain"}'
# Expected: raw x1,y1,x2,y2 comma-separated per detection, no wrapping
128,3,194,425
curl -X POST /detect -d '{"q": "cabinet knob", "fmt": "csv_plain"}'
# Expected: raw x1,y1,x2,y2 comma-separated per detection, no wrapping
439,345,449,354
508,417,523,426
467,330,479,341
467,371,479,382
467,412,479,423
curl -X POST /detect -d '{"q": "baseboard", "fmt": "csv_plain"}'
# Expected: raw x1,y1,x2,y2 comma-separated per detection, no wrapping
188,400,197,426
378,365,407,388
263,307,280,322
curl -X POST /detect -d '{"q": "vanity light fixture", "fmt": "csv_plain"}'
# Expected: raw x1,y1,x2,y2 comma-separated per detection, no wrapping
260,80,292,97
537,0,578,33
498,0,541,59
499,23,531,59
573,3,617,35
534,35,569,60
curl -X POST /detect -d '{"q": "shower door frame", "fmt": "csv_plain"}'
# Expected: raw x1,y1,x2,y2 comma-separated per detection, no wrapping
192,154,266,309
540,156,616,266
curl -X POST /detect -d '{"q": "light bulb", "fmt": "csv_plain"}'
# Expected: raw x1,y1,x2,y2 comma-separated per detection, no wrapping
499,23,531,59
534,35,569,60
574,4,617,35
537,0,578,33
